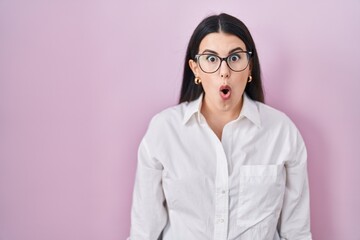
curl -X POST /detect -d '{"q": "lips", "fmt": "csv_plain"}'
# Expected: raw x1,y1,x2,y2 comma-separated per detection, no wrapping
219,85,231,100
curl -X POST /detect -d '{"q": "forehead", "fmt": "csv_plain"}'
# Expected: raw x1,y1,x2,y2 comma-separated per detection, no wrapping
199,32,246,54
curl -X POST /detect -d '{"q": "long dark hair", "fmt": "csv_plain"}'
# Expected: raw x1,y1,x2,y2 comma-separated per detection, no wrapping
179,13,264,103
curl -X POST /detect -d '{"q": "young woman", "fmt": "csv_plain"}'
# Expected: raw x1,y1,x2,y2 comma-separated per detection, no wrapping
129,13,312,240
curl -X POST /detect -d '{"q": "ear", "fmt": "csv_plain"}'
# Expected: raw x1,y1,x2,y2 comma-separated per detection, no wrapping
189,59,199,77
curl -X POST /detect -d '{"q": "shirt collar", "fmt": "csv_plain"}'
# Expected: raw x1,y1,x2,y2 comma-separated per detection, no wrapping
239,93,261,128
182,93,261,128
182,94,204,124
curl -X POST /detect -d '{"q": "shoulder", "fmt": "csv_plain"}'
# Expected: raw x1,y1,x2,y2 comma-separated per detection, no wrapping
143,102,190,140
256,101,306,151
255,101,304,146
256,101,298,131
140,102,191,154
149,102,188,127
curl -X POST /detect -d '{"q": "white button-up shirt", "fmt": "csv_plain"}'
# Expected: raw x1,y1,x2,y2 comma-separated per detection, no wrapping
129,94,312,240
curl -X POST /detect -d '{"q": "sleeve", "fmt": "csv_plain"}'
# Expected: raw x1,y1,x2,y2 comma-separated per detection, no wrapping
277,130,313,240
129,138,168,240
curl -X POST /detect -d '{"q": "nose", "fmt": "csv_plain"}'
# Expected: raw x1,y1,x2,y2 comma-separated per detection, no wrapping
219,59,230,79
221,73,229,78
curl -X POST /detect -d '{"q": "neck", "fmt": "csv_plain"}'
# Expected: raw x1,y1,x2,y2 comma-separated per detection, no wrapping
201,96,243,140
202,96,243,122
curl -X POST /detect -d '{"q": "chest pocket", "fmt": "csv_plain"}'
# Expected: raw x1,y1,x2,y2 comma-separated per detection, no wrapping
237,164,285,229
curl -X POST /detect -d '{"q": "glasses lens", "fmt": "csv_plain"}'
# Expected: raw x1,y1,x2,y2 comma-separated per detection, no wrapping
227,52,250,72
197,55,221,73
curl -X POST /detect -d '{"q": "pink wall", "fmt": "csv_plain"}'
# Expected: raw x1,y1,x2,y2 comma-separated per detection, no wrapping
0,1,359,239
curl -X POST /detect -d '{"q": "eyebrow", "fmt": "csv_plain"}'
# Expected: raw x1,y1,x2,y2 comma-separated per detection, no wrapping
201,47,245,55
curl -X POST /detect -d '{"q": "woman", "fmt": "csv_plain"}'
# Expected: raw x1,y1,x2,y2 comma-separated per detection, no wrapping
129,13,312,240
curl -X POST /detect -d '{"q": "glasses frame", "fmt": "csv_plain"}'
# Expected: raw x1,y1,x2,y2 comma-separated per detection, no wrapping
195,50,253,73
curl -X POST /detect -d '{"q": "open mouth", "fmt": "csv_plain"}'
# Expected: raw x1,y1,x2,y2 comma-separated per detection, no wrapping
219,85,231,100
221,89,230,95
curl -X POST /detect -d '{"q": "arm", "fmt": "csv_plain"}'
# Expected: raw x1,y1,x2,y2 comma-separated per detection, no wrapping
130,139,168,240
278,131,312,240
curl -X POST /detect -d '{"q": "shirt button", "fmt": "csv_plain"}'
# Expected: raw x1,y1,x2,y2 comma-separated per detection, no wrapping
222,190,226,194
216,218,225,224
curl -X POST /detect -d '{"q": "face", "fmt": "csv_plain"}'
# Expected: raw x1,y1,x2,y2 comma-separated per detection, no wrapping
189,32,251,115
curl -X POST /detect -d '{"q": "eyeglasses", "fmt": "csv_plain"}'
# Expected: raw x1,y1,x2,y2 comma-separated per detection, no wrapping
195,51,252,73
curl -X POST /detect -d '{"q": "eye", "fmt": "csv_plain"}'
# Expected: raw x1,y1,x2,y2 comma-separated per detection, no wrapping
206,55,218,63
229,54,241,62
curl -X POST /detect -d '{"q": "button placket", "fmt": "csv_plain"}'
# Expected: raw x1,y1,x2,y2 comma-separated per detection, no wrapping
213,141,229,240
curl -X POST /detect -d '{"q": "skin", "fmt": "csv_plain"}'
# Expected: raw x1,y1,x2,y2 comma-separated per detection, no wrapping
189,32,251,140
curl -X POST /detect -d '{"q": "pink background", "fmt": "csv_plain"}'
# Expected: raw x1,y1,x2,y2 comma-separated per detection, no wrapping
1,1,359,240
